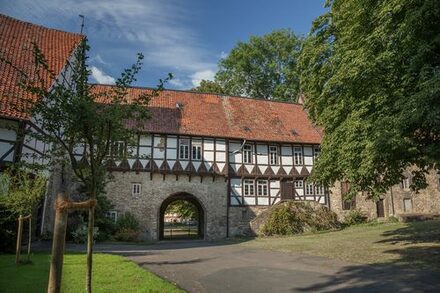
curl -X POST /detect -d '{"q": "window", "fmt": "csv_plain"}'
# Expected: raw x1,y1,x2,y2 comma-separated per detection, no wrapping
341,181,355,210
109,141,126,157
305,182,314,195
401,178,410,190
294,147,303,165
132,183,141,196
192,141,202,161
403,198,412,212
106,211,118,223
315,185,325,195
257,180,268,196
179,138,189,160
269,146,278,165
243,179,255,196
294,180,303,189
314,147,321,159
243,144,253,164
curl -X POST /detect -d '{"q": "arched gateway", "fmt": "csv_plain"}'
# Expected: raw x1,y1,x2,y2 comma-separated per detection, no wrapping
159,192,205,240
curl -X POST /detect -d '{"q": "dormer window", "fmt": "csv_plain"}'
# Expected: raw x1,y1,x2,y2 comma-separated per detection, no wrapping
243,144,253,164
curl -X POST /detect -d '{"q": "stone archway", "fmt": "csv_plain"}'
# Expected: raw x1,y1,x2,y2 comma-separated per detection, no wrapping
159,192,205,240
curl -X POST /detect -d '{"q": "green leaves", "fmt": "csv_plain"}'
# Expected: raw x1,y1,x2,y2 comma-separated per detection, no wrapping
194,29,302,102
300,0,440,196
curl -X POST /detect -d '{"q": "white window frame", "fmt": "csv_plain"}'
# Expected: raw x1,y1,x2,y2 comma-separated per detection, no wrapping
314,146,321,159
315,185,325,195
257,180,268,197
305,182,314,195
179,138,190,160
294,146,303,165
192,141,202,161
132,183,141,196
402,178,410,190
109,141,126,157
107,211,118,224
243,144,253,164
243,179,255,196
269,146,278,165
294,180,304,189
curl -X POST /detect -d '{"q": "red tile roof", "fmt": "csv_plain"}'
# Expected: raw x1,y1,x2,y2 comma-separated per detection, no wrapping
0,14,83,120
92,85,322,144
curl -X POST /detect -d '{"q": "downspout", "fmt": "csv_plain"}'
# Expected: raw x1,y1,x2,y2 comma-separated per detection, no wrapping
390,186,395,216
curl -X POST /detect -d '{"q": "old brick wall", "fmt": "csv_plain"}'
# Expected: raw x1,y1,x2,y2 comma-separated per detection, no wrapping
105,172,228,241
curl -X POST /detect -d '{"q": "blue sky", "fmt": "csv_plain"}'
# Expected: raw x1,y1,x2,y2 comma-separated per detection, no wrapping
1,0,327,89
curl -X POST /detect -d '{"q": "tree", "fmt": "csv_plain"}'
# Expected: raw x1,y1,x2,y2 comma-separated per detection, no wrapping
166,200,198,220
0,169,46,263
299,0,440,198
194,29,302,102
10,38,171,292
191,80,226,95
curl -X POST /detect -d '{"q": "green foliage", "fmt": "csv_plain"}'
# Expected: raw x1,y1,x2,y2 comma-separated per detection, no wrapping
194,29,302,102
71,219,99,244
343,209,367,226
166,200,198,220
114,212,140,241
299,0,440,197
0,169,46,217
260,201,340,236
191,80,226,95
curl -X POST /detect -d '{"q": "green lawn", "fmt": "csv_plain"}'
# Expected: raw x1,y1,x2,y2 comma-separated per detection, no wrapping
0,253,184,293
242,220,440,270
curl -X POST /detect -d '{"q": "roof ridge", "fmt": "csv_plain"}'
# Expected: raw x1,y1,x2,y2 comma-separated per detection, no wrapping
0,13,84,39
89,83,304,106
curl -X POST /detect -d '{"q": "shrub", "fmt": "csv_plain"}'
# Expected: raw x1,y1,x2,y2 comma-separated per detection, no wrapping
259,201,340,236
344,209,367,226
71,223,99,244
114,228,139,242
114,212,140,242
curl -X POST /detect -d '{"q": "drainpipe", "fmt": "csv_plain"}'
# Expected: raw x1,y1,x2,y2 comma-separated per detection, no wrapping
390,186,395,216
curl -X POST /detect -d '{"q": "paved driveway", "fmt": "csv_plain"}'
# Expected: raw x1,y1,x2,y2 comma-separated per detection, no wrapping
86,240,440,293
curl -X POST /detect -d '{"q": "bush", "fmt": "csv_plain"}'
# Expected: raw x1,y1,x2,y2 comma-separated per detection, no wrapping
71,222,99,244
114,228,140,242
114,212,139,241
344,209,367,226
258,201,340,236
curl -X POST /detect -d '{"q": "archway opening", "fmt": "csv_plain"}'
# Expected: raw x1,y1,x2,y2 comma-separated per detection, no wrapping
159,193,204,240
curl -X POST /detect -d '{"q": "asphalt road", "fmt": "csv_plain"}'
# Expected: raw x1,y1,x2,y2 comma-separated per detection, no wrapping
77,240,440,293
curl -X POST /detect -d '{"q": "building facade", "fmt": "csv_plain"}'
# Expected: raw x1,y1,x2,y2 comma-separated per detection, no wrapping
1,15,439,241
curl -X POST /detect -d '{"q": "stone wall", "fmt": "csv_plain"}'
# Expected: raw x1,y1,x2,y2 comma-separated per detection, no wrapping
329,170,440,221
105,172,228,241
228,206,269,236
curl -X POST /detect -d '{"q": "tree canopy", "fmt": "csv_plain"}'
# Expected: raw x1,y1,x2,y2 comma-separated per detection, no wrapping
194,29,302,102
299,0,440,197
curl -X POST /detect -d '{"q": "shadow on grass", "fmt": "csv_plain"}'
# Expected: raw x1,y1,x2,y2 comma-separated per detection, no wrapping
295,220,440,292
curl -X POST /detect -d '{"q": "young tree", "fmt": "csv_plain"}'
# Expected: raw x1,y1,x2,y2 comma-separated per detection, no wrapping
194,29,302,102
299,0,440,197
0,169,46,264
15,38,171,292
166,200,198,220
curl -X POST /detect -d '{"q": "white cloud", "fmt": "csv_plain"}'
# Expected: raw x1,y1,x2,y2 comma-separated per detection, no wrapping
90,66,115,84
169,78,184,88
190,69,216,87
3,0,218,88
219,51,228,59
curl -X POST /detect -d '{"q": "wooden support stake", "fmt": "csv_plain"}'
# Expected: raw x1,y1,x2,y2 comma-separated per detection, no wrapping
27,216,32,262
15,215,23,265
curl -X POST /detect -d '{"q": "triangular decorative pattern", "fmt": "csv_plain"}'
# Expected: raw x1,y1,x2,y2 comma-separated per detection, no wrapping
300,166,309,176
264,166,275,176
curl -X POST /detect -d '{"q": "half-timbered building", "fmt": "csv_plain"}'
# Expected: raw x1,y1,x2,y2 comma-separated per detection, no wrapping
1,15,439,241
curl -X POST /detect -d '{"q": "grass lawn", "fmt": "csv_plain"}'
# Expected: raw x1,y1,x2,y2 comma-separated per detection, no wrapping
242,220,440,270
0,253,184,293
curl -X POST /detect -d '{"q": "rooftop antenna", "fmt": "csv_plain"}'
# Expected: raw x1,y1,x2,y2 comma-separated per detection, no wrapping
79,15,85,34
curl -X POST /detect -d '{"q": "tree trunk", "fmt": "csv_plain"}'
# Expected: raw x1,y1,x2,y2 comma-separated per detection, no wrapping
27,216,32,262
47,193,69,293
86,206,95,293
15,215,23,265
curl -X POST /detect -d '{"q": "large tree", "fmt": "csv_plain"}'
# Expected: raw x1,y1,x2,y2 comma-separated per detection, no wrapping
195,29,302,102
299,0,440,197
